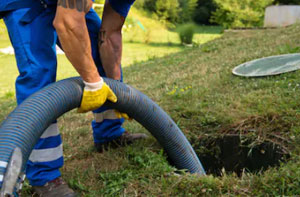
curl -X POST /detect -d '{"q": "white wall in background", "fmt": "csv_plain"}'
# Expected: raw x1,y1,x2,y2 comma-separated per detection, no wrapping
264,6,300,27
0,46,64,55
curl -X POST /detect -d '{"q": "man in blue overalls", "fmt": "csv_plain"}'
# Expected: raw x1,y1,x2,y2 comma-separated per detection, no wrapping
0,0,147,196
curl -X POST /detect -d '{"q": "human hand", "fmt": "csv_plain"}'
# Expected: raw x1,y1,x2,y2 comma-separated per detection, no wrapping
115,110,132,120
78,79,117,113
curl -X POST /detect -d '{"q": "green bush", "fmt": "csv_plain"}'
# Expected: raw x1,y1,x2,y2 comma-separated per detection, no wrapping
141,0,157,11
133,0,146,9
134,0,198,24
194,0,217,24
177,0,198,23
155,0,180,23
133,0,156,11
211,0,274,28
177,23,196,44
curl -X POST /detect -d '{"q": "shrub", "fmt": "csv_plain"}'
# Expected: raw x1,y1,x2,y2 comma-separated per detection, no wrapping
133,0,146,9
211,0,274,28
194,0,217,25
134,0,201,24
142,0,157,12
178,0,198,23
155,0,180,23
177,23,196,45
133,0,157,11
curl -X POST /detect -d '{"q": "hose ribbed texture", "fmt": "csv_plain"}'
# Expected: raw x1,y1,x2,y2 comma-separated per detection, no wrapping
0,77,205,188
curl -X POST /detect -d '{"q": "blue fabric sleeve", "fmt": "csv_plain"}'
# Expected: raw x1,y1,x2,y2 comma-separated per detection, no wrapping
109,0,135,17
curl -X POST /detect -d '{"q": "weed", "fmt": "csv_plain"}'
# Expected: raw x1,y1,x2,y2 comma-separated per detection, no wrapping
278,44,300,54
98,170,133,196
4,91,14,99
176,23,196,45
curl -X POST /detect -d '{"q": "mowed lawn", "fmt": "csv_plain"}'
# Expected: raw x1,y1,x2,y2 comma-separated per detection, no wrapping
1,16,300,197
0,11,222,95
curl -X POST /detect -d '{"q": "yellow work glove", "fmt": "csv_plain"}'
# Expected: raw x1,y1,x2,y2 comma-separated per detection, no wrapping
114,110,132,120
78,79,117,113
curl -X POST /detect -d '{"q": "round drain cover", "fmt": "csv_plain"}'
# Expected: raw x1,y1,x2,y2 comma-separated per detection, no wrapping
232,53,300,77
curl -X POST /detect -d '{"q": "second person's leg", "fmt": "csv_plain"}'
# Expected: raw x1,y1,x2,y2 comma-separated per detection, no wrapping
85,9,126,146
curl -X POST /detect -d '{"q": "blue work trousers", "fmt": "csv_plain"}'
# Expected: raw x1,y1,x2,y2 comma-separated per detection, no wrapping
3,7,125,186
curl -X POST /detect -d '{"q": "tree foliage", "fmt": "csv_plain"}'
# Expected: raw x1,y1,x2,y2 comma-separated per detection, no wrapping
120,0,300,26
155,0,180,23
138,0,157,12
178,0,198,23
193,0,216,24
273,0,300,4
135,0,198,24
133,0,300,26
211,0,274,28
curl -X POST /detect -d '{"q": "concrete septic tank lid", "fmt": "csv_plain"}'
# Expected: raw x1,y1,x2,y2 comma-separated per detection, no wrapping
232,53,300,77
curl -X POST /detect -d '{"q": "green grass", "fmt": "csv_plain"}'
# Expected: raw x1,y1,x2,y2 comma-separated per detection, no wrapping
1,17,300,197
0,13,222,94
121,8,223,65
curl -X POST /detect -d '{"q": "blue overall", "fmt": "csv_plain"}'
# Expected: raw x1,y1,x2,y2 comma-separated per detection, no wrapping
1,0,135,186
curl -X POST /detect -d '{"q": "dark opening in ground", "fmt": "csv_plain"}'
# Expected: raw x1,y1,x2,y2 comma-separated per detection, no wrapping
193,134,290,176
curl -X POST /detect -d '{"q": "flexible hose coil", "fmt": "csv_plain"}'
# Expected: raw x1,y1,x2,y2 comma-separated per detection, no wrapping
0,77,205,187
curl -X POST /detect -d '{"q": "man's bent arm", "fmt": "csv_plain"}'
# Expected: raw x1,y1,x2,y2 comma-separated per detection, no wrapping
53,0,101,83
99,0,125,80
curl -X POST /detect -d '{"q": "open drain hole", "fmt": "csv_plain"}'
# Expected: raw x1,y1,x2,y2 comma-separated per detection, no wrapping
193,134,290,176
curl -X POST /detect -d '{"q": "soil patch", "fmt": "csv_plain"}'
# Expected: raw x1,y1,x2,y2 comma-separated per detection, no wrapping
194,134,290,176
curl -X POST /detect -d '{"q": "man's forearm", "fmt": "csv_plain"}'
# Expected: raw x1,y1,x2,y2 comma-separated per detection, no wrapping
98,0,125,80
54,0,101,83
99,30,122,80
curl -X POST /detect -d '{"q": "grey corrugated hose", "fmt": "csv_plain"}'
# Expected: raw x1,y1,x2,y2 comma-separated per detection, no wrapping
0,77,206,192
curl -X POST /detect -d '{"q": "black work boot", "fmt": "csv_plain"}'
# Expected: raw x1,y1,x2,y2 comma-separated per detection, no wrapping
95,131,148,152
32,177,77,197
